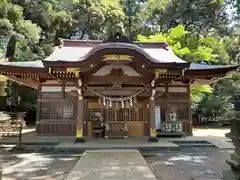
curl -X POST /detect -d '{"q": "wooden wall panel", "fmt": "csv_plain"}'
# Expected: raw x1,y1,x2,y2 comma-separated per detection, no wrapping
88,102,104,109
126,121,144,137
36,120,76,136
37,83,78,136
87,121,92,137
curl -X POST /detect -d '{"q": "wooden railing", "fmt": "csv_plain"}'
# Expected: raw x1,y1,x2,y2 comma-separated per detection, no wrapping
0,112,25,148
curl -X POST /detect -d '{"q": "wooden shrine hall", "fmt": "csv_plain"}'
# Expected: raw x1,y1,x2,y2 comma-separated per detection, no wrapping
0,33,238,142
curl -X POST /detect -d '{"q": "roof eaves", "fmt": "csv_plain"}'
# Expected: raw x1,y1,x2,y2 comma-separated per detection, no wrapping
188,63,239,71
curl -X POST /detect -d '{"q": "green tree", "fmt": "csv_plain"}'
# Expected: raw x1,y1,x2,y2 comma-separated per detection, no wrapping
138,25,239,120
0,0,42,110
125,0,231,38
14,0,125,42
0,0,42,61
137,25,229,64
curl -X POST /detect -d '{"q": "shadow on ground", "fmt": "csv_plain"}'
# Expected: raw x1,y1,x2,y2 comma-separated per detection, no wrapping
0,149,79,180
146,147,232,180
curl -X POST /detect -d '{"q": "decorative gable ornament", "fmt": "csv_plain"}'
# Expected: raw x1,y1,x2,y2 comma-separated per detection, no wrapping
102,54,133,65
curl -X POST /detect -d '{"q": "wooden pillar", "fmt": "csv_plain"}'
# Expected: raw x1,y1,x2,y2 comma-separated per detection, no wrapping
61,82,65,120
144,100,149,136
75,78,85,143
36,82,41,134
36,83,41,123
187,84,193,135
165,83,169,121
148,80,158,142
83,100,88,137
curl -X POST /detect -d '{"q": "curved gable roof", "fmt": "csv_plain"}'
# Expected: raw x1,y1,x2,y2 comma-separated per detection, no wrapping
44,42,186,63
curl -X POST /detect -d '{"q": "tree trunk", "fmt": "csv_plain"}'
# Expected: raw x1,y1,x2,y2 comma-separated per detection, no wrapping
5,36,18,112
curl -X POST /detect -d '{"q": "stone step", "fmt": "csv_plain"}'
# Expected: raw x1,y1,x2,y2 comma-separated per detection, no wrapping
65,150,157,180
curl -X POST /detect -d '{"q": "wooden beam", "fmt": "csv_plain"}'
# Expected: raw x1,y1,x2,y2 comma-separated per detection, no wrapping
7,76,38,89
90,75,149,84
0,65,46,73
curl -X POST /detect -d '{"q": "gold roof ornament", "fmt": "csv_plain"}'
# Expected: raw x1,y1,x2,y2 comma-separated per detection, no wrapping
103,54,133,61
66,68,80,77
154,69,168,78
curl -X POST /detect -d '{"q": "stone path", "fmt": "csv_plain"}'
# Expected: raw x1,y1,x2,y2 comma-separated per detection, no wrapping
54,138,178,152
65,150,156,180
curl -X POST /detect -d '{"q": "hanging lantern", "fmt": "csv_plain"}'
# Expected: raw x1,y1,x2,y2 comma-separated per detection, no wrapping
134,97,137,104
109,98,112,108
103,97,106,106
130,98,133,107
106,100,108,107
126,100,130,109
116,101,119,109
121,99,124,108
98,97,102,105
151,80,155,87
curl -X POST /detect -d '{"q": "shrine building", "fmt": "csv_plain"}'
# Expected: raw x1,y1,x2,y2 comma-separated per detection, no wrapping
0,33,238,142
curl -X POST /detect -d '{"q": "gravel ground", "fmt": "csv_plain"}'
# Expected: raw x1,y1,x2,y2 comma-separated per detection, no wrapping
0,149,79,180
0,146,234,180
145,147,233,180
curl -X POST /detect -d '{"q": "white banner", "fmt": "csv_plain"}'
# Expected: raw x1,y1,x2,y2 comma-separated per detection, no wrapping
155,106,161,129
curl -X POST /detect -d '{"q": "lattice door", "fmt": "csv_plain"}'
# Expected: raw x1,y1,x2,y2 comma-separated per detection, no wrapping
88,108,103,121
104,108,115,121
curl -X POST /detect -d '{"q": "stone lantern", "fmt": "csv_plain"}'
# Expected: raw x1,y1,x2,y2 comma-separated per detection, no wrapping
223,94,240,179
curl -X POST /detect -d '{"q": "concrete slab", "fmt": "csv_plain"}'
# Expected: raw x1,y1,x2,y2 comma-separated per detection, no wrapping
54,138,179,152
161,136,235,149
189,136,234,149
206,139,234,149
65,150,156,180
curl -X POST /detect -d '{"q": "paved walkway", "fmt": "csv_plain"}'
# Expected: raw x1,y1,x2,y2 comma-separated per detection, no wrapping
54,138,178,152
65,150,156,180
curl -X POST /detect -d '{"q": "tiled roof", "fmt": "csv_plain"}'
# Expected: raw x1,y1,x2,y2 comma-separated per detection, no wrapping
0,59,237,72
0,60,44,68
189,63,239,70
44,43,186,63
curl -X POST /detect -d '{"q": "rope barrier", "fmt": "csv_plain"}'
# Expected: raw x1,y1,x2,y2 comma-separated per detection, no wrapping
83,84,150,101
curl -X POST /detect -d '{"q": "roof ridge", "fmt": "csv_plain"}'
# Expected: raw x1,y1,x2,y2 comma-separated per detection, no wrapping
60,38,168,49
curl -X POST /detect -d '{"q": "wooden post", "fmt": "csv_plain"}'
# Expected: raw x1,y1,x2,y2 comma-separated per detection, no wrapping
36,83,41,134
165,83,169,121
187,84,193,136
17,120,23,149
148,80,158,142
75,78,85,143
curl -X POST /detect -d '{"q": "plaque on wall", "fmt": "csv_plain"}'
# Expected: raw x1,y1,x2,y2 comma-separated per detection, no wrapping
162,123,172,132
171,122,182,132
162,121,182,132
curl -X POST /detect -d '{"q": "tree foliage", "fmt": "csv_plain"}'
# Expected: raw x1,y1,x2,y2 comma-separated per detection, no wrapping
0,0,42,61
138,24,240,119
137,25,229,64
